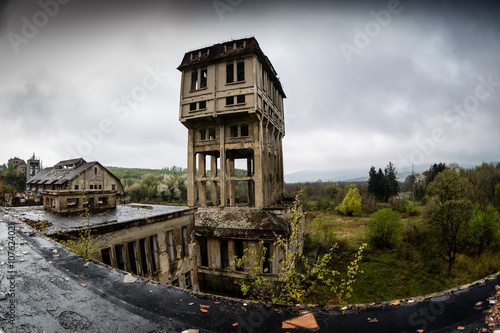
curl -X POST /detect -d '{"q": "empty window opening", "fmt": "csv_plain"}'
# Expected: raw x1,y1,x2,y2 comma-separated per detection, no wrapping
167,230,175,261
220,240,229,269
263,242,272,273
115,244,126,271
226,96,234,106
200,67,207,89
94,167,97,175
101,248,112,266
67,198,79,208
199,100,206,109
236,41,244,49
172,278,179,287
226,61,234,83
139,238,149,275
192,51,199,59
230,125,238,138
225,43,233,52
241,124,249,137
190,102,197,111
236,59,245,81
191,68,198,90
112,184,115,190
208,128,216,140
150,235,159,271
98,197,108,206
74,184,79,190
200,238,208,267
90,185,94,190
235,240,244,271
128,241,138,275
236,95,245,104
201,49,208,57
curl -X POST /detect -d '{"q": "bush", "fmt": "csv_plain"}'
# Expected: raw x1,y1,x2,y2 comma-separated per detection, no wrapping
336,188,362,216
367,208,402,248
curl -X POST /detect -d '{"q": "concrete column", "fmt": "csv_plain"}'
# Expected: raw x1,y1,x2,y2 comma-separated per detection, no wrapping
228,157,235,207
219,124,226,207
254,117,264,208
187,129,196,206
210,155,218,205
247,157,254,206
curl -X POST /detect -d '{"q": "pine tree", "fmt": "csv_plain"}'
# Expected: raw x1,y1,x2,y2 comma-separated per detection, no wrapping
384,162,399,201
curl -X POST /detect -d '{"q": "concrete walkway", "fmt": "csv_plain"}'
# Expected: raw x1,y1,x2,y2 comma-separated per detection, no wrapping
0,210,497,332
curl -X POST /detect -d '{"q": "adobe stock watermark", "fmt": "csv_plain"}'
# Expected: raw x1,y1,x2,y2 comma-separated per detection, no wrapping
65,65,168,158
213,0,243,21
7,0,71,54
398,73,500,170
339,0,403,64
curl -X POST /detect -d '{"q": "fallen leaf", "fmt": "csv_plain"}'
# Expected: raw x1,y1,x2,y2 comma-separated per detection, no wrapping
53,254,60,257
200,304,211,310
79,283,87,287
232,323,239,327
457,326,465,331
475,301,483,306
369,318,378,323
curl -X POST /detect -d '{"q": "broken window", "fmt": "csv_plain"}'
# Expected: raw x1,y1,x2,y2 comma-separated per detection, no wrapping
182,226,188,257
185,271,192,289
237,59,245,81
263,242,272,273
112,184,115,190
236,41,244,49
98,197,108,206
200,67,207,89
167,230,175,261
67,197,79,208
237,94,245,104
226,96,234,106
75,184,79,190
208,128,216,140
200,129,207,141
220,240,229,269
115,244,126,271
201,48,208,57
139,238,149,275
230,125,238,138
192,51,199,59
90,185,94,189
199,238,208,267
101,248,112,266
150,235,159,271
190,102,197,111
172,278,179,287
191,68,198,90
199,100,206,109
128,241,138,275
98,185,102,189
235,240,244,271
226,61,234,83
241,124,249,137
225,43,233,52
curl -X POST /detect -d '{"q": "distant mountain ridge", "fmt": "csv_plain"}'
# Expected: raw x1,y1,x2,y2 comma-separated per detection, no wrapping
284,162,488,183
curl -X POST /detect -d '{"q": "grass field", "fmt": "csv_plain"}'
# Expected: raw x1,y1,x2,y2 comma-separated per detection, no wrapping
303,211,500,305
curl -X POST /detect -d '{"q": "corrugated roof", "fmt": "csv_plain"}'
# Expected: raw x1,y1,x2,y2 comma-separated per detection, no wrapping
27,162,96,185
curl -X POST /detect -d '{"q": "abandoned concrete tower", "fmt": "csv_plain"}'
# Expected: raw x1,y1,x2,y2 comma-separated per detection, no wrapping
178,37,286,208
178,38,302,292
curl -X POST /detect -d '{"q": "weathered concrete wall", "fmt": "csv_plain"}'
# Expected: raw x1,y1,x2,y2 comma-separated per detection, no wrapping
92,213,199,291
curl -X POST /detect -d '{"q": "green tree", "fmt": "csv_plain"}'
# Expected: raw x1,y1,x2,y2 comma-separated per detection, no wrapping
384,162,399,201
336,188,362,216
423,169,473,276
368,208,402,248
367,167,385,201
425,162,447,185
463,204,499,255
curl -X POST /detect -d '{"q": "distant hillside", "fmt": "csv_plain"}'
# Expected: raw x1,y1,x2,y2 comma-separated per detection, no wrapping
284,163,484,184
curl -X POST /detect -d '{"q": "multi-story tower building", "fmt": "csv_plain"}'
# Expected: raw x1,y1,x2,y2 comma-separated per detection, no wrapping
178,37,286,209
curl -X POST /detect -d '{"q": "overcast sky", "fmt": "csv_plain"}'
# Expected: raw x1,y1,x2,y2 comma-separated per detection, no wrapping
1,0,499,176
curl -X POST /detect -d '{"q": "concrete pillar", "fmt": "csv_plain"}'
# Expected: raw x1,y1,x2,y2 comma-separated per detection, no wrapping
198,153,206,206
187,129,196,206
219,124,226,207
228,157,235,207
210,155,218,205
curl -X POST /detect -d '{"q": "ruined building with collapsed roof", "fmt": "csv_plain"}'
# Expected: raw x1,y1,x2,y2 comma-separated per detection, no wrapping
178,37,303,291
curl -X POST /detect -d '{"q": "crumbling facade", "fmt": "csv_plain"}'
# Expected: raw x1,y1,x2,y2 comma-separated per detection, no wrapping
178,37,286,209
8,157,27,176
